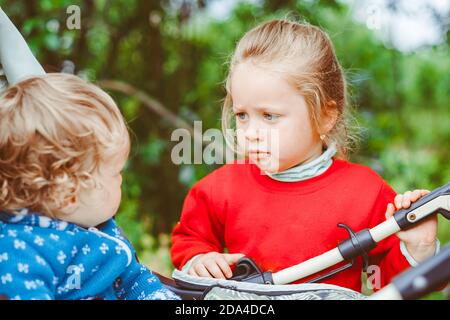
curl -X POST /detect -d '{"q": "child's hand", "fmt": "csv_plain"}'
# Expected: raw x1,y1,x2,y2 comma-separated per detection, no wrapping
188,252,245,279
385,189,438,263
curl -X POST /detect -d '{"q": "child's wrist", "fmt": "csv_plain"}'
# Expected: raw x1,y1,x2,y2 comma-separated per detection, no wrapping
404,239,437,263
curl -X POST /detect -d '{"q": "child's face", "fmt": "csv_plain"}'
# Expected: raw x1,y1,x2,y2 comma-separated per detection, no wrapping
62,148,128,228
231,61,324,173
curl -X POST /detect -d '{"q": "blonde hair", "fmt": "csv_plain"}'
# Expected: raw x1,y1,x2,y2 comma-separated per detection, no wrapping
222,19,360,159
0,73,130,217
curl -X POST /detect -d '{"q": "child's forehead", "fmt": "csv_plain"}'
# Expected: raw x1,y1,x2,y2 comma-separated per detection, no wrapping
231,62,303,110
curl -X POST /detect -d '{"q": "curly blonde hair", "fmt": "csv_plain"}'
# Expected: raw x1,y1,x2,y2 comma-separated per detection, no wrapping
0,73,130,217
222,19,360,159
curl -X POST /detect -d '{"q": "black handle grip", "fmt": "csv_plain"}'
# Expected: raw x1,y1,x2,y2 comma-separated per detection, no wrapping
230,257,274,284
394,182,450,230
230,257,262,280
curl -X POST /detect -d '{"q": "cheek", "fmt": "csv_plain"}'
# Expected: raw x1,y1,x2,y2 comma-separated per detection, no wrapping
291,110,315,136
235,130,247,151
114,178,122,199
115,188,122,206
105,176,122,202
270,121,298,150
108,183,122,214
273,120,312,159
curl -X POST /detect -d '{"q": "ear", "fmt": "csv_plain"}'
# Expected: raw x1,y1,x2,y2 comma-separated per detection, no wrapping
320,100,339,135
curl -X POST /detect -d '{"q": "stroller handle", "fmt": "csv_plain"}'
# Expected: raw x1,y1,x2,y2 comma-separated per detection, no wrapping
272,182,450,285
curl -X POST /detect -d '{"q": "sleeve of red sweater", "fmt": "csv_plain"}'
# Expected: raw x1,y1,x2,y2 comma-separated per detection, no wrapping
367,179,411,291
170,177,225,270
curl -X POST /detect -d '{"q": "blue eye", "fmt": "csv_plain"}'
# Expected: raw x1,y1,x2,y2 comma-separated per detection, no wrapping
263,113,278,121
235,112,248,121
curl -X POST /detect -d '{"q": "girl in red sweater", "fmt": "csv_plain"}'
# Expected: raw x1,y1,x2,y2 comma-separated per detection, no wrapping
170,19,439,292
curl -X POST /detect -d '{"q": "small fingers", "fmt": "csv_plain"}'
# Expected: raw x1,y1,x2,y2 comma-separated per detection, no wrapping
216,257,234,279
401,190,412,208
223,253,245,264
189,253,245,279
194,263,212,278
188,268,197,277
394,194,403,209
388,188,430,220
385,203,395,219
410,189,422,202
396,189,430,210
204,260,227,279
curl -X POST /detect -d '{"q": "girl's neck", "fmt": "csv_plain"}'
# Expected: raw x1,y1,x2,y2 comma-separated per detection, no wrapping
294,142,325,168
266,142,337,182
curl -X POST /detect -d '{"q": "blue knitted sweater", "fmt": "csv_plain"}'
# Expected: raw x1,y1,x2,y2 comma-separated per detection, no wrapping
0,210,179,300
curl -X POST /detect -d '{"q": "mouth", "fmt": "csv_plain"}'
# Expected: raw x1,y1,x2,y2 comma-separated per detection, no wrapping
248,150,271,155
248,151,271,162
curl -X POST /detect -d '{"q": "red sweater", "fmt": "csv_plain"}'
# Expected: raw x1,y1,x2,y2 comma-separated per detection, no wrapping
171,158,411,292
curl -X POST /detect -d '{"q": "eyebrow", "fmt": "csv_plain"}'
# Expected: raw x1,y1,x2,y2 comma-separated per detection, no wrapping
233,104,282,113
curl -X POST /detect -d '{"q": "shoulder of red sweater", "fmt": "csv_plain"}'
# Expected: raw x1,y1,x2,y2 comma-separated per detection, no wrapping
336,158,393,191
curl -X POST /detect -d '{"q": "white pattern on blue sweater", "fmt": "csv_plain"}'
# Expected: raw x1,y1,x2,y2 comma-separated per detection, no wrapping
0,210,180,300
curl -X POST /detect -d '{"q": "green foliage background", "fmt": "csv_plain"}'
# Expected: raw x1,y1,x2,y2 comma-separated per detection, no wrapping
1,0,448,298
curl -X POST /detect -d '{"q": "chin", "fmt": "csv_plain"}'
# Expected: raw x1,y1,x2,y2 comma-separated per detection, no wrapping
254,158,281,174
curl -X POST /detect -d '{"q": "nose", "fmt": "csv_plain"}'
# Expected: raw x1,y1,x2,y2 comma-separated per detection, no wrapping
245,121,260,142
